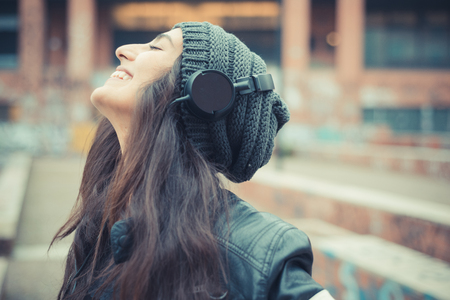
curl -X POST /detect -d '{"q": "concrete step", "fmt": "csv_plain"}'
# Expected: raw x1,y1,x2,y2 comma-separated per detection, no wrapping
0,153,32,256
0,258,7,300
0,153,32,300
230,163,450,263
288,218,450,300
275,156,450,206
1,156,82,300
295,142,450,181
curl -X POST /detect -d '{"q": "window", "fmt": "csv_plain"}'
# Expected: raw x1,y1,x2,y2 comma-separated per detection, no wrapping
365,0,450,69
433,108,450,132
363,107,450,133
310,0,336,68
0,104,10,122
0,1,19,69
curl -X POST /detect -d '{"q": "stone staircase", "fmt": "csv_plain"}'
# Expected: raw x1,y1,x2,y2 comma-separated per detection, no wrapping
0,155,80,300
1,153,449,299
0,153,32,299
229,157,450,300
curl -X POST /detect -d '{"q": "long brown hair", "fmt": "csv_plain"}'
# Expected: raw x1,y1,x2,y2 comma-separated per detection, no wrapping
52,56,229,300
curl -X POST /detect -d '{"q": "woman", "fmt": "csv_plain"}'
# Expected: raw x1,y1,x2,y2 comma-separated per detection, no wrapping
52,22,333,300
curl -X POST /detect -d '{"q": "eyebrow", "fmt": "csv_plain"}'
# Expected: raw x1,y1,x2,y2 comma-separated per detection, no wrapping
154,33,174,47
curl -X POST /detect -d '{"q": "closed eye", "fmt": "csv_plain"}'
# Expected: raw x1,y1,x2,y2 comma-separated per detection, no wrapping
149,44,161,51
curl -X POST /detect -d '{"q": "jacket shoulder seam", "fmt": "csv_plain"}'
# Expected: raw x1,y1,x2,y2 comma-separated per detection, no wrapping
216,236,265,275
262,225,297,273
261,226,298,295
247,218,285,254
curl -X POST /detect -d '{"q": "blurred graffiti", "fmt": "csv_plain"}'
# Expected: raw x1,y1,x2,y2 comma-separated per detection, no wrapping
315,235,450,300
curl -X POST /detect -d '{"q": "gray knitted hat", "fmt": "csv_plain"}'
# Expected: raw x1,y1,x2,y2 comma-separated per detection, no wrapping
173,22,290,183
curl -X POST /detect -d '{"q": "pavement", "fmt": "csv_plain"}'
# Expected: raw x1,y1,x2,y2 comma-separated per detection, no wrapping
0,153,449,299
1,156,83,300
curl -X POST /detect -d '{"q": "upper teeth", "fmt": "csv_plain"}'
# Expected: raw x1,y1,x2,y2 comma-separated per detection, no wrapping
111,71,132,80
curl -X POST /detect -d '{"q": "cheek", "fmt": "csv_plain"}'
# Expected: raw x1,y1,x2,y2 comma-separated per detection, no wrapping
134,65,170,86
135,56,173,82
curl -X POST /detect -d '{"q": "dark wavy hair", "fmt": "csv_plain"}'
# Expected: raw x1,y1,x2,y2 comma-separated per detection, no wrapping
51,56,229,300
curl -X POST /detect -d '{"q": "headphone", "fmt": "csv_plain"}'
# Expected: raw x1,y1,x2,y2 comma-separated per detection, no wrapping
171,69,275,121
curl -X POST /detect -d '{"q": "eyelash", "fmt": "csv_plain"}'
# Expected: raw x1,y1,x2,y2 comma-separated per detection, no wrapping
149,45,161,51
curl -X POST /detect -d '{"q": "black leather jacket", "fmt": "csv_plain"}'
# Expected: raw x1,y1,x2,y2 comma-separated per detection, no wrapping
214,192,324,299
85,192,325,299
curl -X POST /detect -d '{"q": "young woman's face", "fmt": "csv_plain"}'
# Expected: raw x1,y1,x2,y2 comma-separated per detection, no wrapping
91,28,183,122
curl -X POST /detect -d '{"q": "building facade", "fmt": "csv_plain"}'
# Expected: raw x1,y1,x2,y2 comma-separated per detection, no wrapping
280,0,450,180
0,0,449,175
282,0,450,149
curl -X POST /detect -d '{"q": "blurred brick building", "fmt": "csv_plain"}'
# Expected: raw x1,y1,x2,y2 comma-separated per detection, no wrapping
0,0,449,176
280,0,450,180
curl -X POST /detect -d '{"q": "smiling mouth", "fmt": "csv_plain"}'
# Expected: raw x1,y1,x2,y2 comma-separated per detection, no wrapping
110,71,132,81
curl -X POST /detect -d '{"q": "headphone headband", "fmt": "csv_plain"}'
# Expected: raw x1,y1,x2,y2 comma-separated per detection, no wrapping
236,73,275,95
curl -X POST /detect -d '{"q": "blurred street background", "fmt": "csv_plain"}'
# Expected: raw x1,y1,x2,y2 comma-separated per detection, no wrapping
1,0,450,299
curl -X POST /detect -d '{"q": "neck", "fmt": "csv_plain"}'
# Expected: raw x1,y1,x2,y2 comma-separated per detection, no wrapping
109,119,130,154
117,130,128,154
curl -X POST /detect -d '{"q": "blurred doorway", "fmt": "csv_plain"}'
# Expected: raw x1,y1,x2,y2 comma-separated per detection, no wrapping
105,1,281,68
310,0,336,69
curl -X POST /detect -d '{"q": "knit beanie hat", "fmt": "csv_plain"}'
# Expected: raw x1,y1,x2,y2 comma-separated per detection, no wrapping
173,22,290,183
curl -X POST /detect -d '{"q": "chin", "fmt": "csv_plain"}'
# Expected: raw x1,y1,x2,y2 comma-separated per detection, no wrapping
90,87,108,114
90,86,135,121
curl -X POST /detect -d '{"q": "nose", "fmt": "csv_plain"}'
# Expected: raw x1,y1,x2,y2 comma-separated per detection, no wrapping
115,44,146,62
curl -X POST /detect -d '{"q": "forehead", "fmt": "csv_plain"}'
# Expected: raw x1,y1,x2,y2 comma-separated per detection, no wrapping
156,28,183,49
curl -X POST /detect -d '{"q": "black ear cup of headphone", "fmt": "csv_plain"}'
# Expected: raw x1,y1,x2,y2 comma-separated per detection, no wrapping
171,69,275,122
181,70,236,121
